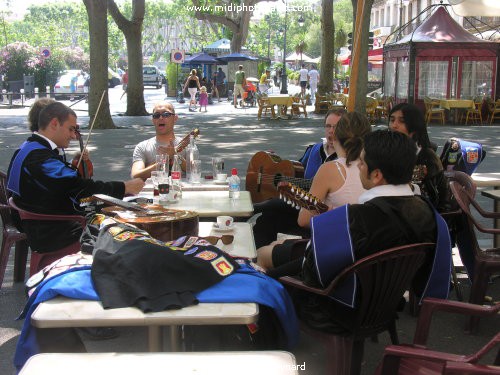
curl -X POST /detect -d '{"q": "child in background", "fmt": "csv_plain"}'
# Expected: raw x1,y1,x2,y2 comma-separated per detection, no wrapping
199,86,208,112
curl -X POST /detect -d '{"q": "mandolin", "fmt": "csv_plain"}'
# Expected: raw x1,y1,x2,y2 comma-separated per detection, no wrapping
245,151,311,203
176,128,200,154
277,182,328,215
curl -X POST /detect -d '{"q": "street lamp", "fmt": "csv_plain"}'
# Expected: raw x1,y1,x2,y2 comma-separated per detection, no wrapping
265,15,271,61
298,15,305,27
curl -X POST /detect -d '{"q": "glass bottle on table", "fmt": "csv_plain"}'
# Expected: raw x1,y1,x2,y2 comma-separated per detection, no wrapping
186,135,199,183
171,154,182,198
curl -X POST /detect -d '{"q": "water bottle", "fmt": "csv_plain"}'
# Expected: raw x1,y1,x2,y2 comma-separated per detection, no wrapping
171,154,182,198
228,168,240,199
186,135,199,182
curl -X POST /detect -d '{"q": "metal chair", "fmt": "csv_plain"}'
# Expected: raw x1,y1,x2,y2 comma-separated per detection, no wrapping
424,97,446,125
488,99,500,125
291,96,307,118
377,298,500,375
449,178,500,332
0,170,28,287
465,100,483,125
280,243,435,375
257,98,275,119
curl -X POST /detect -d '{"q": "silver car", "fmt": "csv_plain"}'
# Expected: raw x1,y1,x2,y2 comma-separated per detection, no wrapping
143,65,163,89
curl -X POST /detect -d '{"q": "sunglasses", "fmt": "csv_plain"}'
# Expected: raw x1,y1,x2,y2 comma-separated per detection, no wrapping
152,112,175,119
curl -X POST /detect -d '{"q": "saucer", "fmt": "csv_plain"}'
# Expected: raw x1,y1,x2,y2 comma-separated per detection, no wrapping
212,223,234,232
213,179,227,185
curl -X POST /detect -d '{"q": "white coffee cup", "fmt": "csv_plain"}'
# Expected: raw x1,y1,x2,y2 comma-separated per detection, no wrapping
216,173,227,182
217,215,233,229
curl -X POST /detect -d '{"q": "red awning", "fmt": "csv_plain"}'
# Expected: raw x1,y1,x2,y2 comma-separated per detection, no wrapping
342,48,383,66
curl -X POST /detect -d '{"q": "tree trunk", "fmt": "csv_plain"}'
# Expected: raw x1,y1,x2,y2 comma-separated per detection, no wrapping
108,0,148,116
318,0,334,95
348,0,373,113
83,0,115,129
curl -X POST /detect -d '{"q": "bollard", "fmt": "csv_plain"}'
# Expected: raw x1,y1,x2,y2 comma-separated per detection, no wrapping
46,86,51,98
2,89,6,104
8,91,13,106
35,87,39,99
20,89,25,106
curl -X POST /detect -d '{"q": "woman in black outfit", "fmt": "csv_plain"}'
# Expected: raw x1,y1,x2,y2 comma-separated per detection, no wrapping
388,103,450,212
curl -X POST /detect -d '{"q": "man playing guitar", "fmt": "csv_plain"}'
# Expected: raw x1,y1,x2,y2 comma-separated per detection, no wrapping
252,109,344,248
131,102,188,180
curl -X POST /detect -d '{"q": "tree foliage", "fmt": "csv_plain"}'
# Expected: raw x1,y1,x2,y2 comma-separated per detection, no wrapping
189,0,278,52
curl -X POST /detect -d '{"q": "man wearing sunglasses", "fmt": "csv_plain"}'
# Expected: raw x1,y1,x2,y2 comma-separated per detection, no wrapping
131,101,186,179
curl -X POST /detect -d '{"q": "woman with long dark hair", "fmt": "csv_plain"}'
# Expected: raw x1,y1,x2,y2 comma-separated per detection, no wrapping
388,103,449,211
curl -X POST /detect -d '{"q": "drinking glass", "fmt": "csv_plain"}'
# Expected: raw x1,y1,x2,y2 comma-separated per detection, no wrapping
150,170,160,196
212,157,224,180
156,154,169,173
191,160,202,183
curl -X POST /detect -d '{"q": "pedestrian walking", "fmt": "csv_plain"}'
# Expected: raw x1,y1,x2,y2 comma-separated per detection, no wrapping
120,69,128,100
199,86,208,112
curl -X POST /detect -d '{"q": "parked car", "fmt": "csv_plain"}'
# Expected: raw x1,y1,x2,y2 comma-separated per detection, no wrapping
108,68,121,88
143,65,163,88
54,70,86,99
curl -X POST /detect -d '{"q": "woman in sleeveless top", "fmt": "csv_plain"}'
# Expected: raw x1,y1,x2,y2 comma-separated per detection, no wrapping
257,111,371,270
297,111,371,228
183,69,201,111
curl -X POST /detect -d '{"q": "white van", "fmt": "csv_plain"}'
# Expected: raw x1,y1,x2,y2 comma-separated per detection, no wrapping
143,65,163,88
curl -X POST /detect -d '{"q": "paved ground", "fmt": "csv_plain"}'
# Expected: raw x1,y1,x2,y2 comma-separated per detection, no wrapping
1,91,500,374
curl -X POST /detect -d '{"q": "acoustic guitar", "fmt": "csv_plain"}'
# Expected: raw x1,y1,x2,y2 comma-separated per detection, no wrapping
176,128,200,153
245,151,311,203
87,194,200,242
277,182,328,215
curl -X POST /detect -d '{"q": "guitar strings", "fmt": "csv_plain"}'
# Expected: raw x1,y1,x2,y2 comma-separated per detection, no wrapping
254,173,311,187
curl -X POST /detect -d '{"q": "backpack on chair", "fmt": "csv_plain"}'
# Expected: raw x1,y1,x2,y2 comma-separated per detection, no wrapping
440,138,485,176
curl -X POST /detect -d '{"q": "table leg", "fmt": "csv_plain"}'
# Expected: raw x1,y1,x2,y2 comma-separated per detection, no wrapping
148,325,162,352
169,325,180,351
495,196,500,248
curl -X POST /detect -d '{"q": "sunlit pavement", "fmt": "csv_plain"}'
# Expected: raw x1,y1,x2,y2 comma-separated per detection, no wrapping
1,87,500,374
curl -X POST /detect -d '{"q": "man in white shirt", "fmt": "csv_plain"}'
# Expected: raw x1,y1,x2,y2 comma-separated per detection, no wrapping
308,66,319,101
298,64,309,96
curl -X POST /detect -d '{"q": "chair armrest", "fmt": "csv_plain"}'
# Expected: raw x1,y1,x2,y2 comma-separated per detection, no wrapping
8,197,86,228
445,362,500,374
470,197,500,219
414,297,500,345
279,276,330,296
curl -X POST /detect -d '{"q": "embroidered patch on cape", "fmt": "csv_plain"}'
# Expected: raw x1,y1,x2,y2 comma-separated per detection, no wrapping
114,231,145,242
195,250,218,261
184,247,199,255
184,236,199,248
211,257,234,276
466,147,479,164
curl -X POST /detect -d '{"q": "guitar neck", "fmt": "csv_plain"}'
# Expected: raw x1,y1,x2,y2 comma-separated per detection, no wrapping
279,175,312,190
176,128,200,153
277,182,328,214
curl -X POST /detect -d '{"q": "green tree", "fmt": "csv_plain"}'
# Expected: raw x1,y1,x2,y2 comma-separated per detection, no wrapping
0,42,37,81
190,0,278,52
108,0,148,116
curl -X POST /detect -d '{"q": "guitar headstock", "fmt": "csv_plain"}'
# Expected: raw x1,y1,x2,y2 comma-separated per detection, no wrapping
277,182,328,214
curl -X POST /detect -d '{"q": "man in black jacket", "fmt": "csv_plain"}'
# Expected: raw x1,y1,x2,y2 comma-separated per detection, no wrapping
7,101,144,274
261,130,451,332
